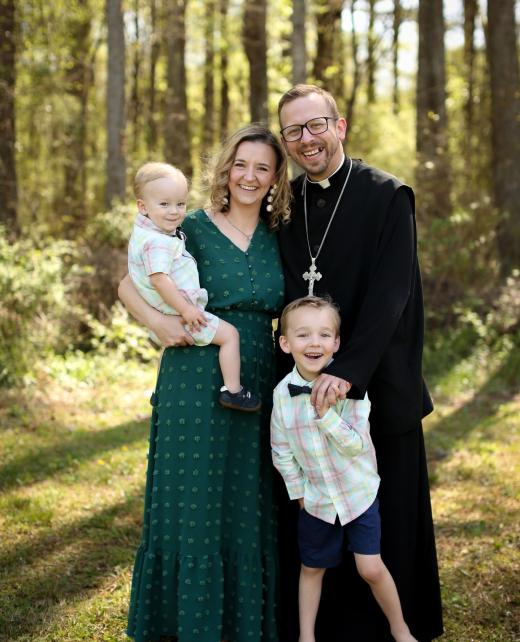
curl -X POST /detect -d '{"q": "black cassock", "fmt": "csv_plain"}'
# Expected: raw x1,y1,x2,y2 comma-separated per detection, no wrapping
275,157,444,642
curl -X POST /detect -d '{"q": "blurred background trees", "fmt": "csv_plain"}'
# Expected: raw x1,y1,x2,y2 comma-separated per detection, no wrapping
2,0,520,387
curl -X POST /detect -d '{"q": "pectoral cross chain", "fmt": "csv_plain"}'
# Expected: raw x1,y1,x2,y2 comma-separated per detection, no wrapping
303,259,322,296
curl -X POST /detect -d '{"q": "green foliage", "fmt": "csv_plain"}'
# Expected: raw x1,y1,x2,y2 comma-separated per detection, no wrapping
0,227,83,386
85,201,137,249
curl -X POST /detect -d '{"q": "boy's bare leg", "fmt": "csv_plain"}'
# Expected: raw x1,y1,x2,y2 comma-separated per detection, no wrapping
211,320,241,393
354,554,418,642
298,564,326,642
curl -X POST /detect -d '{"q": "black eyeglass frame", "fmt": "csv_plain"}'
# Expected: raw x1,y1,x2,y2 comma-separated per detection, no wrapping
280,116,339,142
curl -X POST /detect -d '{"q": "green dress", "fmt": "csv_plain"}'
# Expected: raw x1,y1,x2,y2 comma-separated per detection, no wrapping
127,209,285,642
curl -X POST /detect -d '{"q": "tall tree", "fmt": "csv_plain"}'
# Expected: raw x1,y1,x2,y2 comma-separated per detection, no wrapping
147,0,161,153
312,0,343,94
464,0,478,133
416,0,451,222
243,0,268,122
164,0,192,174
487,0,520,276
291,0,306,178
106,0,126,207
63,0,92,237
393,0,402,113
345,0,362,144
131,0,141,154
0,0,18,238
220,0,230,139
367,0,376,104
292,0,306,85
203,0,215,151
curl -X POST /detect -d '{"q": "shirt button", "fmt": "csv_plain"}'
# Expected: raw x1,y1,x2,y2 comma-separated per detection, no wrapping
252,291,256,295
250,278,254,282
317,199,326,208
248,265,252,269
245,252,248,256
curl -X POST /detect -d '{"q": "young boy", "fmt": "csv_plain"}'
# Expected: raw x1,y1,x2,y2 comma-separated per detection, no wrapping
271,296,418,642
128,161,261,411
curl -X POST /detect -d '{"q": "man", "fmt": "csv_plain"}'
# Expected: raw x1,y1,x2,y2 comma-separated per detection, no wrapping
275,84,443,642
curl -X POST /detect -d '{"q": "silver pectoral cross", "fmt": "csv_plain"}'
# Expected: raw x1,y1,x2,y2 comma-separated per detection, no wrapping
303,259,322,296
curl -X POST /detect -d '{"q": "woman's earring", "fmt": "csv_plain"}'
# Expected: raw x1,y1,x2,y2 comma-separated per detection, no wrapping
222,196,229,205
266,186,276,212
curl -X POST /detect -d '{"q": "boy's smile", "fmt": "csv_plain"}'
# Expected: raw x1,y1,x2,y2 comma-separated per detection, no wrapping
279,307,340,382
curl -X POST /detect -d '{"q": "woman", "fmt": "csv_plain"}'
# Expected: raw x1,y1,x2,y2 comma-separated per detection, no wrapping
120,124,291,642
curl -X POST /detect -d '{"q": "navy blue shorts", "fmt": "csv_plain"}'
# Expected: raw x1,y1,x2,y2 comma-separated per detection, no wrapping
298,498,381,568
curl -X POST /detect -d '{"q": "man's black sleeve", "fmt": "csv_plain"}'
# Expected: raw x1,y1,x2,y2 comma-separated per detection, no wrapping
324,187,415,398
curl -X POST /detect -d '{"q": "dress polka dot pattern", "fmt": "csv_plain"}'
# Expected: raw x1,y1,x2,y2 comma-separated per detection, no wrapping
127,210,285,642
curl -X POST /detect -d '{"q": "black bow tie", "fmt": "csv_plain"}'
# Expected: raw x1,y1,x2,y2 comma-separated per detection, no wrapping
288,383,313,397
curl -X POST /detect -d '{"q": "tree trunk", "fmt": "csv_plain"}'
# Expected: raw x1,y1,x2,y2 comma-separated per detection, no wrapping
367,0,376,104
203,0,215,151
313,0,343,94
243,0,268,123
131,0,140,154
220,0,230,139
416,0,451,222
464,0,477,132
344,0,361,145
488,0,520,276
292,0,306,85
148,0,161,153
164,0,192,175
393,0,402,113
106,0,126,207
0,0,18,238
290,0,306,178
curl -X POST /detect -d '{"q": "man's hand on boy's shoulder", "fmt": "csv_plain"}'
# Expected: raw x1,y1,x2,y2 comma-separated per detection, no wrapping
311,375,351,411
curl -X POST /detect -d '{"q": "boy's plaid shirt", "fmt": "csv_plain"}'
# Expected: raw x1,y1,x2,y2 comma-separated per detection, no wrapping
271,366,380,526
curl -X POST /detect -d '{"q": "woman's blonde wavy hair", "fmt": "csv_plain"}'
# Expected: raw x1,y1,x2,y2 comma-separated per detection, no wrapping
203,123,291,231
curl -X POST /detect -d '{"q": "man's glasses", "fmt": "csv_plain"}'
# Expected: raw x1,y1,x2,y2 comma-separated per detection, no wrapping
280,117,338,142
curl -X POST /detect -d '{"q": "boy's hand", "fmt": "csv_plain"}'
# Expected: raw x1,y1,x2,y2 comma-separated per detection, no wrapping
182,305,208,333
316,395,331,419
298,498,304,509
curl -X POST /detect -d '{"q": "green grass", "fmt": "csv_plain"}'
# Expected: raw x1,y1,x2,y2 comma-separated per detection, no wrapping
1,346,519,641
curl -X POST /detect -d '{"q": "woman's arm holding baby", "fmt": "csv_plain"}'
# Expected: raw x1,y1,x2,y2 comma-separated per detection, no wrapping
118,274,195,346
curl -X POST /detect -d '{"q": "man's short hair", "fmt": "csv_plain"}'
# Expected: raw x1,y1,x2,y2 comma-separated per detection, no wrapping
280,295,341,336
278,84,340,123
134,162,187,200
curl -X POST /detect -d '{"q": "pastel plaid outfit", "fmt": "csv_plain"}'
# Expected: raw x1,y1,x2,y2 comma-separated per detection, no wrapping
271,365,380,525
128,213,219,345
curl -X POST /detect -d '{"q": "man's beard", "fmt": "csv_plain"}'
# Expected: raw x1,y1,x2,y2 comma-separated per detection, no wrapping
293,134,341,178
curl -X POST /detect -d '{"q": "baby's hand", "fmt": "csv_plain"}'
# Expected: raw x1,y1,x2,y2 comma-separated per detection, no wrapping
182,306,208,333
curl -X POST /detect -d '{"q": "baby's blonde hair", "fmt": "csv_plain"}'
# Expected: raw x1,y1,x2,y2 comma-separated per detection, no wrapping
280,295,341,336
133,162,188,200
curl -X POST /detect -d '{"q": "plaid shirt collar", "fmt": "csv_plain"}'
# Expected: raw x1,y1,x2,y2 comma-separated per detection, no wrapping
134,212,179,236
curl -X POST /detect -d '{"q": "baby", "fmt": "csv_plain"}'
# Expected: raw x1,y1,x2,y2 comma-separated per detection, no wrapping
128,162,261,412
271,296,418,642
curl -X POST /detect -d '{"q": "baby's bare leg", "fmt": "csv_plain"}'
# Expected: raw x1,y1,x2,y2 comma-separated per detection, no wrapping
298,564,326,642
211,319,241,393
354,554,418,642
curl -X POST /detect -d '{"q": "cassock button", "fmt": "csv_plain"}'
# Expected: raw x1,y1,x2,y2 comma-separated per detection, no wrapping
317,199,326,208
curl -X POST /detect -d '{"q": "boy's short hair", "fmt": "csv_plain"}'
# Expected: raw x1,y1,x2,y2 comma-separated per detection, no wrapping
134,162,188,200
280,296,341,336
278,84,340,122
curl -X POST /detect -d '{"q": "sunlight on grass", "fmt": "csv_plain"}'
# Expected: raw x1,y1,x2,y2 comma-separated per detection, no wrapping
1,347,519,641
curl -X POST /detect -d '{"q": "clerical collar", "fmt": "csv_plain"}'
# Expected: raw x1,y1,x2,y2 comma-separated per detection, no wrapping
305,154,346,190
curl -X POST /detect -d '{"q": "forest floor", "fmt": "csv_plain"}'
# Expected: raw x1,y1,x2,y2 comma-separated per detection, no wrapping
0,350,519,642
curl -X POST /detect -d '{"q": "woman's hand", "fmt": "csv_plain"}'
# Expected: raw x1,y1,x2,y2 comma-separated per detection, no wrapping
152,314,195,347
